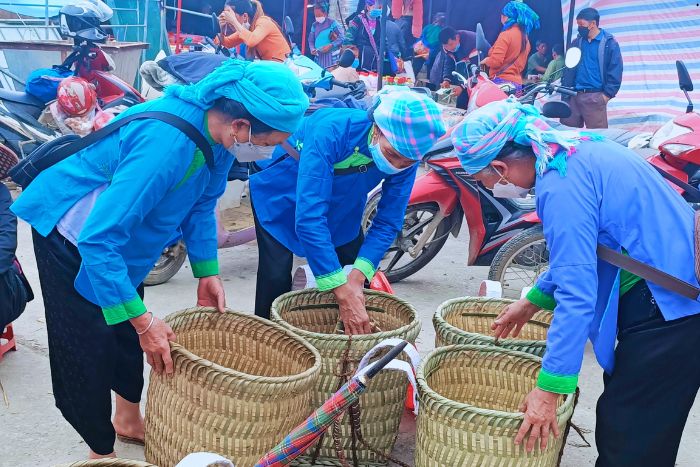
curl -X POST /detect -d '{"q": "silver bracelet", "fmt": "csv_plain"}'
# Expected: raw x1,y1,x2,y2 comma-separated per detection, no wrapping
136,312,155,335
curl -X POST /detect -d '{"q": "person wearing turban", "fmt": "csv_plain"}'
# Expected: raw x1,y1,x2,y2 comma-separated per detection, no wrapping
453,98,700,466
11,59,308,460
250,88,445,332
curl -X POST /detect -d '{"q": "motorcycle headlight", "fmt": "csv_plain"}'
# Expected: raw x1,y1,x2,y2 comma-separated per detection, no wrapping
650,121,692,150
661,143,694,156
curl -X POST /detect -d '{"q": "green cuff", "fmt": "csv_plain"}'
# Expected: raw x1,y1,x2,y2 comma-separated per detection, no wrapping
526,285,557,311
191,259,219,278
102,296,147,325
316,269,348,291
353,257,377,282
537,369,578,394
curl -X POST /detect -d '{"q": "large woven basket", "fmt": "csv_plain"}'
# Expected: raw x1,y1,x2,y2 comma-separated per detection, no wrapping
145,308,321,467
271,289,420,466
416,345,575,467
434,297,553,357
56,461,156,467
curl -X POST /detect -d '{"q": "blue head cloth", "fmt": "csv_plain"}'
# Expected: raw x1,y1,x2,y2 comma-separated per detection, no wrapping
502,1,540,35
452,97,604,177
166,59,309,134
371,86,446,161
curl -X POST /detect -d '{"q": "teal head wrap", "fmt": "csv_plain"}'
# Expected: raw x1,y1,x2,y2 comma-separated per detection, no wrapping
452,97,603,177
502,1,540,35
166,59,309,134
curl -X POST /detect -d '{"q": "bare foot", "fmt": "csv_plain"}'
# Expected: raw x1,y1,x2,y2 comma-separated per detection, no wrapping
89,450,117,459
113,395,145,443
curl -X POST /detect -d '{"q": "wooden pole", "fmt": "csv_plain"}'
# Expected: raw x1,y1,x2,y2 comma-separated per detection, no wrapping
301,0,309,55
377,1,389,90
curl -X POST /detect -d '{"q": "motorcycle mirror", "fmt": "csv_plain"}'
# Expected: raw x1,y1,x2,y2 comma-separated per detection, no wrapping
565,47,582,69
475,23,491,56
284,16,295,36
211,13,221,35
542,101,572,119
677,60,694,92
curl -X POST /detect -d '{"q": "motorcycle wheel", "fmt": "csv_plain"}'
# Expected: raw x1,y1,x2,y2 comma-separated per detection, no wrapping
488,225,549,299
362,196,452,283
144,240,187,286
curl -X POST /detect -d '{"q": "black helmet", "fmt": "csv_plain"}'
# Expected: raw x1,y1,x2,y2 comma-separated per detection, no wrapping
59,1,112,43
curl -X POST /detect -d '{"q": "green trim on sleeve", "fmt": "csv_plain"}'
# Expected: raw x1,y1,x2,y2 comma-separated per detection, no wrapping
102,296,147,325
537,369,578,394
191,259,220,278
353,257,377,281
316,269,348,291
526,285,557,311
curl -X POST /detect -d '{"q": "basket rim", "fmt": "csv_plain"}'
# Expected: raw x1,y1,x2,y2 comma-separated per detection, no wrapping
417,344,575,419
165,307,322,385
270,289,420,342
433,296,549,348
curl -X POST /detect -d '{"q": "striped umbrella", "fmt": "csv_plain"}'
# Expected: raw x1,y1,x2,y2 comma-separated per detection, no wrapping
255,341,409,467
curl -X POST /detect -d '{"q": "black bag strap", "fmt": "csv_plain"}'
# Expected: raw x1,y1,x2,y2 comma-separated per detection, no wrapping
31,111,214,175
652,164,700,202
597,245,700,301
280,140,376,175
494,28,528,78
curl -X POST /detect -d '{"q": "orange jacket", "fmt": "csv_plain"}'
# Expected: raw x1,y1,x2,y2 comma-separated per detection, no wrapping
222,16,290,62
483,25,530,85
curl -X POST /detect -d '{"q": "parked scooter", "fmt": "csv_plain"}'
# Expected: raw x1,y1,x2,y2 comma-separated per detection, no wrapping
0,1,144,160
488,59,700,298
360,27,579,283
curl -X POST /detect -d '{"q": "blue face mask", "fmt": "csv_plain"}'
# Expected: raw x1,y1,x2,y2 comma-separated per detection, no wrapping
368,9,382,19
352,58,360,68
453,43,460,53
369,142,412,175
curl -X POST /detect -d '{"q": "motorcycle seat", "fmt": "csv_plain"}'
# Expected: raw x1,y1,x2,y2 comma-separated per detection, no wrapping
0,88,44,108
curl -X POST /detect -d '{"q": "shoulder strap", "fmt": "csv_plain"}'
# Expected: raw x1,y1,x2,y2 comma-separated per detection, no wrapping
494,28,527,77
36,111,214,174
597,245,699,301
360,15,380,59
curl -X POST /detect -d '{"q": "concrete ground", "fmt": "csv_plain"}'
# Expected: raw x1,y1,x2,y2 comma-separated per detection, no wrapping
1,218,699,466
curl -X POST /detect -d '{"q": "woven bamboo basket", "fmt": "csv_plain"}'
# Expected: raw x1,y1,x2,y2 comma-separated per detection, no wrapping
270,289,420,466
56,461,156,467
145,308,321,467
434,297,553,357
416,345,575,467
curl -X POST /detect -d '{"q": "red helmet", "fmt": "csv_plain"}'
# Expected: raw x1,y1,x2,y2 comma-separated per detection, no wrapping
57,76,97,116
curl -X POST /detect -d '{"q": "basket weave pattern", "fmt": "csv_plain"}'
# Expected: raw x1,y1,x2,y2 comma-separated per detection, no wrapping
271,290,420,465
145,308,321,467
56,461,156,467
416,345,575,467
434,297,553,357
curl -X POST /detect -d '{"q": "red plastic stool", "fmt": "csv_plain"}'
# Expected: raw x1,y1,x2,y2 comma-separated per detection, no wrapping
0,324,17,361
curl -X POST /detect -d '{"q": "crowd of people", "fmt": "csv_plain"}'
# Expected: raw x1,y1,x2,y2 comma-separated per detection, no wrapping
3,1,698,467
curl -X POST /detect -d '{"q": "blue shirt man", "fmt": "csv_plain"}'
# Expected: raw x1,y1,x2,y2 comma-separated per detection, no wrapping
574,31,603,90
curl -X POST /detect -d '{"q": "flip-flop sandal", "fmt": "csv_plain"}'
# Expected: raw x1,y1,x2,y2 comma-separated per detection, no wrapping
0,143,19,180
117,434,145,446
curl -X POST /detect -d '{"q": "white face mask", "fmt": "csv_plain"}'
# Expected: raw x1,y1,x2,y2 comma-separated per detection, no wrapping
315,16,326,23
491,167,530,198
227,126,276,162
242,22,251,30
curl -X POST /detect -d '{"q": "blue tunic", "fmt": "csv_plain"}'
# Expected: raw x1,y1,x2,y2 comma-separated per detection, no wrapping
12,97,233,324
530,140,700,393
249,108,417,290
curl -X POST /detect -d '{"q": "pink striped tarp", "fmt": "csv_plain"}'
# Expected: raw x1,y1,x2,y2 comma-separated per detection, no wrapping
561,0,700,130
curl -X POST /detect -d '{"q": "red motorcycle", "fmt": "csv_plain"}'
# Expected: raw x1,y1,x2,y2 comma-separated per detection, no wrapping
488,60,700,298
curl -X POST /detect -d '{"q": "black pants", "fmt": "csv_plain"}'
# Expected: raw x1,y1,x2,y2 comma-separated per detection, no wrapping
253,207,363,319
32,228,144,455
595,281,700,467
0,268,28,330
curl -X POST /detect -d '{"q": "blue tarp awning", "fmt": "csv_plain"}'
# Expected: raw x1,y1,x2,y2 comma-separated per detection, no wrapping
0,1,72,18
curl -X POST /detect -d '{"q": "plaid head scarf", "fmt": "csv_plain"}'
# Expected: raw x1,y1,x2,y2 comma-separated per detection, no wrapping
502,1,540,35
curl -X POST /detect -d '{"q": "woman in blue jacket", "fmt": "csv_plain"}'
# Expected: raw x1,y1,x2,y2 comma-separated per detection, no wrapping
250,89,445,333
453,98,700,466
11,60,308,459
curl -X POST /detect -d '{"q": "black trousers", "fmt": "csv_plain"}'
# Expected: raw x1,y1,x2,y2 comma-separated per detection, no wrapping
0,268,28,330
32,228,144,455
253,207,363,319
595,281,700,467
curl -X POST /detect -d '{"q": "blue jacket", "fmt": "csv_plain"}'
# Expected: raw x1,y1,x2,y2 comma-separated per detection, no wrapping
526,140,700,394
12,97,233,325
0,183,16,274
562,29,623,99
249,108,417,290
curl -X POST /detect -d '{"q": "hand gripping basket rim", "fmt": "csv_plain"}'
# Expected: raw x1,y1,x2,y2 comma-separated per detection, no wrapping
433,296,551,349
165,307,322,385
270,289,420,342
417,344,575,420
